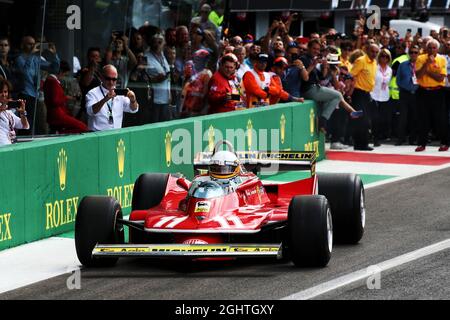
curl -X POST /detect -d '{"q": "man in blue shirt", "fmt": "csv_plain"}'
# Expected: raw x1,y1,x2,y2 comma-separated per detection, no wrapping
395,45,420,146
282,42,308,98
15,36,60,135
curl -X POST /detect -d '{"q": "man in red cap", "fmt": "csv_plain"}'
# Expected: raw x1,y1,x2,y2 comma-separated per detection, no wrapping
270,57,304,105
208,54,244,113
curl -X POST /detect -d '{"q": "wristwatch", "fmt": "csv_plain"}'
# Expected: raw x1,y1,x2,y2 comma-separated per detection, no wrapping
20,111,27,117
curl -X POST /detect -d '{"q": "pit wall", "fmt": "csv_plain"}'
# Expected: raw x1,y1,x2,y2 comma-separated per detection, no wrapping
0,101,324,250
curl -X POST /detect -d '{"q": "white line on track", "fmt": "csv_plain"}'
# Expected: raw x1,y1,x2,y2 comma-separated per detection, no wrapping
281,238,450,300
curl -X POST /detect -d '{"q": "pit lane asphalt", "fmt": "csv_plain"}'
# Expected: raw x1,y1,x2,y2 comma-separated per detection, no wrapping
1,167,449,300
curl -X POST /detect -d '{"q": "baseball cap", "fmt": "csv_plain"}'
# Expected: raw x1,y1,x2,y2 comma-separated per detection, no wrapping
257,53,269,62
243,34,254,43
273,56,289,67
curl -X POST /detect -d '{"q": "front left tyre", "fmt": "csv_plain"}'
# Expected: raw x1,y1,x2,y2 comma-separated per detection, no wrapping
75,196,124,267
287,195,332,267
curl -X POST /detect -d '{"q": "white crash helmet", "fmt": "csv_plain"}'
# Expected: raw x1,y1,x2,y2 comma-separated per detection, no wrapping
209,141,241,180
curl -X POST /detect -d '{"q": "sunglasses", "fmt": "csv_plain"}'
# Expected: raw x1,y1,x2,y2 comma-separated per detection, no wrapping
104,77,118,81
409,51,419,54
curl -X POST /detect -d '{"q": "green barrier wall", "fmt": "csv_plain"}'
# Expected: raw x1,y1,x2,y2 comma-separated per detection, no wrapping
0,101,323,251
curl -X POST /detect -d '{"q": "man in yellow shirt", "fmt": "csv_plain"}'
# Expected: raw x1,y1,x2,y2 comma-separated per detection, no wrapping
414,39,448,152
349,44,379,151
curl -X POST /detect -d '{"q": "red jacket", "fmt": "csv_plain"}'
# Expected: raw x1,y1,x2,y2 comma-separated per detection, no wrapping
43,75,88,133
208,71,242,114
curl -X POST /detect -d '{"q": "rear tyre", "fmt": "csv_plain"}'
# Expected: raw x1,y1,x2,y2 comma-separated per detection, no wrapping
75,196,124,267
317,173,365,244
130,173,169,243
287,195,332,267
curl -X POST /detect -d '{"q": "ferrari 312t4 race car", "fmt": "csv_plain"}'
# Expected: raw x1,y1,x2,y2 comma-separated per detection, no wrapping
75,141,365,268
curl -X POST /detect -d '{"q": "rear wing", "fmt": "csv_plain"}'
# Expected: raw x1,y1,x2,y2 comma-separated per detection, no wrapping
193,151,317,176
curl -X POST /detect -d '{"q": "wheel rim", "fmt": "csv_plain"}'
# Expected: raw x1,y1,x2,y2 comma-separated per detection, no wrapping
360,189,366,229
327,207,333,253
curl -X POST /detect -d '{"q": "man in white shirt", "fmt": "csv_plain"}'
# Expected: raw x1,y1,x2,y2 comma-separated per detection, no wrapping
85,65,139,131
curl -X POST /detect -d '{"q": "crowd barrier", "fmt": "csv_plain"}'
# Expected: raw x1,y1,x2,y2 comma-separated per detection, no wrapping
0,101,324,251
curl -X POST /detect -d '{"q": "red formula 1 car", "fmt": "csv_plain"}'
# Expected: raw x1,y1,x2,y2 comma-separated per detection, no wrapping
75,141,366,268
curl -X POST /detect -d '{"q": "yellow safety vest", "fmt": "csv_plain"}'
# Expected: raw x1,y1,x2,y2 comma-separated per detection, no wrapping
389,54,409,100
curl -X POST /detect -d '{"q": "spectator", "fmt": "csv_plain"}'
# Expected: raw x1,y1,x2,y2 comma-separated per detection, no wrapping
445,40,450,142
244,44,261,69
270,57,304,105
175,25,190,76
396,45,420,146
165,46,182,118
230,36,243,48
208,54,244,113
191,4,220,42
79,47,103,121
242,53,278,108
129,50,150,83
329,67,355,150
105,33,137,89
43,62,88,134
339,41,354,71
414,39,448,152
370,49,393,147
130,31,147,56
165,27,177,48
234,46,250,82
180,49,213,117
243,34,254,45
58,60,82,117
350,44,379,151
300,39,360,133
208,2,225,28
0,78,29,145
0,38,14,83
145,34,172,123
15,36,60,134
85,65,139,131
282,42,308,98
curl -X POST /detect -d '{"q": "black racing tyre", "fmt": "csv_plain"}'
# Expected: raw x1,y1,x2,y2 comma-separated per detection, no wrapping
130,173,169,243
317,173,365,244
287,195,332,267
75,196,124,267
131,173,169,210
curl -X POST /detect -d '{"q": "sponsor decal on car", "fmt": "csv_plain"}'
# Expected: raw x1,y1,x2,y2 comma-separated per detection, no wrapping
195,201,211,213
94,245,280,254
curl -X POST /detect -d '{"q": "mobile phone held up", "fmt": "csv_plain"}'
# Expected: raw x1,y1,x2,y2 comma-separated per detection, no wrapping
114,88,129,96
7,100,21,109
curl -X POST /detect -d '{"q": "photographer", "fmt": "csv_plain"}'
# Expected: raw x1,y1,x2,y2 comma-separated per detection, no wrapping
85,65,139,131
15,36,60,134
0,79,29,145
105,32,137,89
300,39,360,134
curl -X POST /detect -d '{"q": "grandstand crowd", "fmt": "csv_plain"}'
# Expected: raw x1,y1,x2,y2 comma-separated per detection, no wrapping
0,2,449,151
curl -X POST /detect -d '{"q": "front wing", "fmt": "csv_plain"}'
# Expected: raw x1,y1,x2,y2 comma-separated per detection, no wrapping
92,243,282,259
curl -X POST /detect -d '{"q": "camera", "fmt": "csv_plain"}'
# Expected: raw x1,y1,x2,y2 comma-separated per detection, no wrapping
7,100,21,109
114,88,129,96
230,94,241,101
